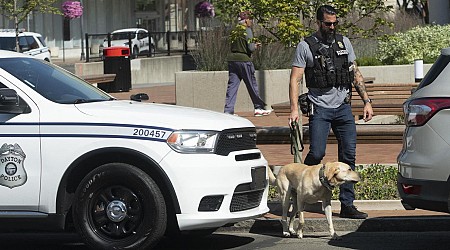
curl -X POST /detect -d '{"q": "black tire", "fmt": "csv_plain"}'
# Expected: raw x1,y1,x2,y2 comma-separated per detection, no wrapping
73,163,166,250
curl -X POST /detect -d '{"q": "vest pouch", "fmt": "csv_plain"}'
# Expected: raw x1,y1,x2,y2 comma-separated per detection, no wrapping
316,71,328,88
326,72,336,87
337,70,346,86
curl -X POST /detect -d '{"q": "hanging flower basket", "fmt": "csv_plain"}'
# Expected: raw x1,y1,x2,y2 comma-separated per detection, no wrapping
62,1,83,19
194,1,215,18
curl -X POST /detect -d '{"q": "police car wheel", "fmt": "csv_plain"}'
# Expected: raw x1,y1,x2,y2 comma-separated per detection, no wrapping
73,163,167,249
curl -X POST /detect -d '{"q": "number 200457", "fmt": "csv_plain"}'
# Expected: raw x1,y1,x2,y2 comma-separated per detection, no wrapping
133,129,166,138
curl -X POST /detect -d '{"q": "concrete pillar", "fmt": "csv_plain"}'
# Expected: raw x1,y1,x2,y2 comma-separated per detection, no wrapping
428,0,450,25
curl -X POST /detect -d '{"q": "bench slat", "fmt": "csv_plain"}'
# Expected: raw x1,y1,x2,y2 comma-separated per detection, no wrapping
80,74,116,84
256,125,405,144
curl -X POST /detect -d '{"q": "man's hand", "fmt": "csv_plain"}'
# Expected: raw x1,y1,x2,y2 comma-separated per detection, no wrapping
363,102,374,122
290,109,300,126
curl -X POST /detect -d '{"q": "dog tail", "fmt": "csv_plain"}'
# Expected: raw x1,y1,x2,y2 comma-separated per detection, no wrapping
267,166,277,185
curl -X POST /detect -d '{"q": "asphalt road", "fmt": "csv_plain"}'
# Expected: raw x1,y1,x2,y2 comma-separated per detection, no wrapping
2,230,450,250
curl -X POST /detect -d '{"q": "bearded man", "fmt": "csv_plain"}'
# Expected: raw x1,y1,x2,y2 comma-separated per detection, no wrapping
288,5,374,219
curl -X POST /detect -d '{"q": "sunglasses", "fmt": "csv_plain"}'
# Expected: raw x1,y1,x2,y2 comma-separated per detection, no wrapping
321,21,339,27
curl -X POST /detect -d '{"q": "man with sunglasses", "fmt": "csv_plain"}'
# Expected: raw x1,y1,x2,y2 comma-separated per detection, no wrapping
289,5,373,219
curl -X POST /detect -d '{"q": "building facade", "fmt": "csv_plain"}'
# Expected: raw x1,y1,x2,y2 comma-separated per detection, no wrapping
0,0,208,59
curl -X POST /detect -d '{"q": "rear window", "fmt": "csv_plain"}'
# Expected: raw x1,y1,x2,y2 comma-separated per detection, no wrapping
0,37,16,51
0,36,42,52
417,55,450,90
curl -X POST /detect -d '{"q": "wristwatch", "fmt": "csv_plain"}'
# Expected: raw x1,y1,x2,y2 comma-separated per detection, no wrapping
363,98,372,104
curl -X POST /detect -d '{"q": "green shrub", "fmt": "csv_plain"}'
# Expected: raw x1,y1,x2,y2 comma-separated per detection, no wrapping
269,164,399,201
377,24,450,65
191,26,295,71
355,57,383,66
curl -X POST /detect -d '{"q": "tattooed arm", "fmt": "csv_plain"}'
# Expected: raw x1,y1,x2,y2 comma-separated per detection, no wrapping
289,66,305,124
353,62,373,122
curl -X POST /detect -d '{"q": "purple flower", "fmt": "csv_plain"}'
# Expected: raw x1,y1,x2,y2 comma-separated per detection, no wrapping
62,1,83,19
194,1,215,18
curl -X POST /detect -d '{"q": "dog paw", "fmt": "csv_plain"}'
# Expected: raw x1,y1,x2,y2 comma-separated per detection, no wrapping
331,233,342,240
282,232,291,237
289,230,298,237
296,233,303,239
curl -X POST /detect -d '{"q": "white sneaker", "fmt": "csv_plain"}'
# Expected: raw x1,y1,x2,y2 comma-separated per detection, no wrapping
254,108,272,117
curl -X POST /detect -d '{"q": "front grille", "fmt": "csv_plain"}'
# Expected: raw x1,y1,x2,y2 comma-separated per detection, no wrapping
230,189,264,212
230,167,266,212
215,128,257,156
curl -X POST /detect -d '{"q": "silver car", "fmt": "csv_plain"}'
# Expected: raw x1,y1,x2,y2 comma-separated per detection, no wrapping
398,47,450,213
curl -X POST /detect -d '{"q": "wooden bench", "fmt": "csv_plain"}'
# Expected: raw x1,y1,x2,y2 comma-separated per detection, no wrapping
80,74,116,85
256,124,405,145
272,83,419,118
269,82,418,144
350,83,418,118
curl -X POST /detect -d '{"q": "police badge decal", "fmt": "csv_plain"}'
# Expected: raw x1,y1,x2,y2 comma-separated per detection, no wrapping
0,143,27,188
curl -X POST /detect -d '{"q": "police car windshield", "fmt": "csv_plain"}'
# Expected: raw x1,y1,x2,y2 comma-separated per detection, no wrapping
0,57,112,104
111,32,136,40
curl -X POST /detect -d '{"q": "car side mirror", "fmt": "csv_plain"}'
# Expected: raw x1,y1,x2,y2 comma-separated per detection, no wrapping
0,88,27,114
130,93,149,102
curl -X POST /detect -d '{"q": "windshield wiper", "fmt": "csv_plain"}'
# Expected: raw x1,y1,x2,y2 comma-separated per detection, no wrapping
74,99,87,104
73,99,110,104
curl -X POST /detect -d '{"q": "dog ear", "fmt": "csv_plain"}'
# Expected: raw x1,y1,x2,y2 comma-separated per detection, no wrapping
326,162,340,181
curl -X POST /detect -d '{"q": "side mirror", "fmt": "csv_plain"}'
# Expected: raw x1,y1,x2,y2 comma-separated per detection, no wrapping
130,93,149,102
0,88,27,114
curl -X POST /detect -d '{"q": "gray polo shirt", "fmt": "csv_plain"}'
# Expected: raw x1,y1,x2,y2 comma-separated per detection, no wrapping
292,36,356,108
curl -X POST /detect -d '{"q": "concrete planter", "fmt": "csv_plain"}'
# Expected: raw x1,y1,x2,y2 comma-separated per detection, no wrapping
175,69,292,113
175,64,433,113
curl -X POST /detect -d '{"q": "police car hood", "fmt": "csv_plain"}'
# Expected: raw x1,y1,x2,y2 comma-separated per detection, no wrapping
75,100,255,130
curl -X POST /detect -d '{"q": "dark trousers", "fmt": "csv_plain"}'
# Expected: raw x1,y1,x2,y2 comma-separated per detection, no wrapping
304,103,357,207
224,61,265,114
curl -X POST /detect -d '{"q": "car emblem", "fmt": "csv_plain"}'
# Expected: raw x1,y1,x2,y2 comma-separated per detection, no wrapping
0,143,27,189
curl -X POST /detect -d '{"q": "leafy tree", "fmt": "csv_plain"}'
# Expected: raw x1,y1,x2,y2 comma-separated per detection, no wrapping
0,0,61,51
215,0,394,46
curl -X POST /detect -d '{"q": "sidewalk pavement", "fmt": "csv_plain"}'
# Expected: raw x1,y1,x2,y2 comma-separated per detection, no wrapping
105,84,450,234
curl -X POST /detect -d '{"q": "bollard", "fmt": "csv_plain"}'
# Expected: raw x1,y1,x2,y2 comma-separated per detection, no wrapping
414,59,424,82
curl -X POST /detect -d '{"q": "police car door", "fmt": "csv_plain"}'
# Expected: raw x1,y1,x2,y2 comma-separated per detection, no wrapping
0,79,41,210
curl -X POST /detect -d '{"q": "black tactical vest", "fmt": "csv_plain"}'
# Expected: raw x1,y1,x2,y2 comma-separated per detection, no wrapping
304,34,354,89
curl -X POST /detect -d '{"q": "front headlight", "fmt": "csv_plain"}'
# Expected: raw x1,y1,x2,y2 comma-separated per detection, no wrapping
166,131,218,153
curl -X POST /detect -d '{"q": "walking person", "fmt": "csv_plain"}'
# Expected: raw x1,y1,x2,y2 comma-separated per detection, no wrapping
289,5,373,219
224,11,272,117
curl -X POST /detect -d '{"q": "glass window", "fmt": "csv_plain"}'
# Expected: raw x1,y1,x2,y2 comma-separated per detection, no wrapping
418,55,450,89
0,37,16,51
25,36,39,49
0,58,112,104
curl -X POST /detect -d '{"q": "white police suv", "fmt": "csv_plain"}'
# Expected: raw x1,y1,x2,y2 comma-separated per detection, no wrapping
0,50,269,249
103,28,155,58
0,29,51,62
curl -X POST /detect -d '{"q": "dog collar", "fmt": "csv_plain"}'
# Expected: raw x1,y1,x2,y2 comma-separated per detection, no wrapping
319,164,334,191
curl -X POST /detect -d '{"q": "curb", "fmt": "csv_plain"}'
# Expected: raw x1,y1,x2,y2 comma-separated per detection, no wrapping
217,200,450,234
217,216,450,234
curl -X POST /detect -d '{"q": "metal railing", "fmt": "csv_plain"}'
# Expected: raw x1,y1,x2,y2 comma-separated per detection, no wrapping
84,30,199,62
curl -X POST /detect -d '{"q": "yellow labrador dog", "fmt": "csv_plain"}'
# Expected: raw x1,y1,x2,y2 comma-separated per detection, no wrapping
268,162,361,240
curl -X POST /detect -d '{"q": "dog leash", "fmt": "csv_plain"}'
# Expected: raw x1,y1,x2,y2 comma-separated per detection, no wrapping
290,120,304,163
